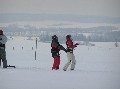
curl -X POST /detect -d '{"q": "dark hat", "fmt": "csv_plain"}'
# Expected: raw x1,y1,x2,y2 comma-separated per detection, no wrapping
66,34,71,39
0,30,3,35
52,35,58,40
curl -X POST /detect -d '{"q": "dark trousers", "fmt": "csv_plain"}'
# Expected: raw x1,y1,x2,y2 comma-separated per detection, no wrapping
0,48,7,68
52,55,60,70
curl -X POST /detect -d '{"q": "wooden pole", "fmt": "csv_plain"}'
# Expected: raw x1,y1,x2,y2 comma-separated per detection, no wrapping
36,38,37,49
35,38,37,60
35,51,36,60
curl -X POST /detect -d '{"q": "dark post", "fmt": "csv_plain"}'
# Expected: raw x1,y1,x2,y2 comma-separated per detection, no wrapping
35,38,37,60
36,38,37,49
13,47,14,50
35,51,36,60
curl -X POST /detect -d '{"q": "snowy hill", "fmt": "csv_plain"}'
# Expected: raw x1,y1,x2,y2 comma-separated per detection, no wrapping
0,36,120,89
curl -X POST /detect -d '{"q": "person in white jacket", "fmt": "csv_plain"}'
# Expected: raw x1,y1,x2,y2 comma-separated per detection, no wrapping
0,30,7,68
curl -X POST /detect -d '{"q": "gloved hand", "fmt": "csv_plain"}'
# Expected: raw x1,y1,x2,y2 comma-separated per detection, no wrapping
75,43,79,45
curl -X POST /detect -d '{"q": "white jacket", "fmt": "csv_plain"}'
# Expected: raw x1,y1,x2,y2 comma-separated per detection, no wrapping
0,34,7,44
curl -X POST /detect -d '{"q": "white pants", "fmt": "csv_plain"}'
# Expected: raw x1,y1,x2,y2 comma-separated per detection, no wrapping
63,52,76,70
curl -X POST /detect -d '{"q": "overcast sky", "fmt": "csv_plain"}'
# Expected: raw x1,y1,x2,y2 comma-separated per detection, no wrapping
0,0,120,17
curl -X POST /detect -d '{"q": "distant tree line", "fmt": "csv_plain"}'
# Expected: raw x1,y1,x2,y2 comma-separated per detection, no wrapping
36,31,120,43
3,25,120,43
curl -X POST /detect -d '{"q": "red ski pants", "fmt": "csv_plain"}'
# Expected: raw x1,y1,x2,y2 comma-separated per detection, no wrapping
52,55,60,70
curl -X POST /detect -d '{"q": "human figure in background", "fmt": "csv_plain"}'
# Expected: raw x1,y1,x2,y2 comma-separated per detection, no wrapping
63,34,79,71
0,30,7,68
51,35,66,70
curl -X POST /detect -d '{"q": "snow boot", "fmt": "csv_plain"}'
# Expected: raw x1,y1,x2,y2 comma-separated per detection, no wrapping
70,69,74,70
56,67,59,70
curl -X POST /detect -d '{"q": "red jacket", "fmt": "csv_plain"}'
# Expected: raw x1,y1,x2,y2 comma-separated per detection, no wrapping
66,39,78,49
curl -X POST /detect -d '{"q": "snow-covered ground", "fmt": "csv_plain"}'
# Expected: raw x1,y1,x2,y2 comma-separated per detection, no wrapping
0,36,120,89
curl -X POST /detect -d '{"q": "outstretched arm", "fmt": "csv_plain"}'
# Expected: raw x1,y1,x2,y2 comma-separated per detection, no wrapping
60,45,67,53
67,40,79,49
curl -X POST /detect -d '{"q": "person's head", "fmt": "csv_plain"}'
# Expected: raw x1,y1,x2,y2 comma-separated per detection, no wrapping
0,30,3,35
66,34,72,40
52,35,58,41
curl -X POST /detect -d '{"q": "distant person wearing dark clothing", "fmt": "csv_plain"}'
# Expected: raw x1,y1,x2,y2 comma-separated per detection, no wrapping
0,30,7,68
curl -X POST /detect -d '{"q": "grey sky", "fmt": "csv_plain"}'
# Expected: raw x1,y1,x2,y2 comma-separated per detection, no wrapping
0,0,120,17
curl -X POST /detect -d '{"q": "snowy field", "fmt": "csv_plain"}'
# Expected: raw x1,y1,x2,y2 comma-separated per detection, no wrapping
0,36,120,89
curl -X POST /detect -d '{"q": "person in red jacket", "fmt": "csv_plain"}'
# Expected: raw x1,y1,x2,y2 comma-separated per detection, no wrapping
51,35,66,70
63,34,79,71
